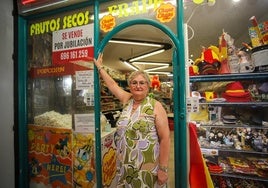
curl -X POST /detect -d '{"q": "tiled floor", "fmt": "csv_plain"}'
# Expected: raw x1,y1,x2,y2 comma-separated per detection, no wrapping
168,131,175,188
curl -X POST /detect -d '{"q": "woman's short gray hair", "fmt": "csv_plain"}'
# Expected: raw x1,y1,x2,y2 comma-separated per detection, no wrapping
127,70,151,86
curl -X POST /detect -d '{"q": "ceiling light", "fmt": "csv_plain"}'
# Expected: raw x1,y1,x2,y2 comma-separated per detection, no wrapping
132,62,169,66
129,49,166,62
121,60,138,71
115,40,172,63
118,41,172,72
109,39,164,48
133,62,170,72
121,59,170,72
146,71,172,75
144,65,169,72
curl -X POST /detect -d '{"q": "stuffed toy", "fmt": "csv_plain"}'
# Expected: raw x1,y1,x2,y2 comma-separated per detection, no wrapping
219,31,235,74
201,45,220,64
188,59,199,76
237,50,255,73
195,45,221,75
151,74,161,90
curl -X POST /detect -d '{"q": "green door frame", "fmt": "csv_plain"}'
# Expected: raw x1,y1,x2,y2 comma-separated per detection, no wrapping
94,18,187,188
16,0,187,187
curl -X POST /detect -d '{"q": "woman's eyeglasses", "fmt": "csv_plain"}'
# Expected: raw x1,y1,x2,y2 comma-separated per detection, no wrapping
130,81,148,87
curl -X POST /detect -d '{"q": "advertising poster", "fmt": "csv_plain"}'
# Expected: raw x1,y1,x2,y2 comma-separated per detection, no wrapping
28,125,73,188
101,130,117,187
52,24,94,65
73,132,96,188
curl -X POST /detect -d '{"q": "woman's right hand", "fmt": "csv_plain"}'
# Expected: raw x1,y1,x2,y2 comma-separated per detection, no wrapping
93,53,103,69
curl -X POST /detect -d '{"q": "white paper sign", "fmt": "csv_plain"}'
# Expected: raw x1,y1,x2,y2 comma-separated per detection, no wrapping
75,70,94,90
52,24,94,64
74,113,95,133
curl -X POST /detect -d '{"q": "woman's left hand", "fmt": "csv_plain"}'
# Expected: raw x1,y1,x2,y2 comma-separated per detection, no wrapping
157,169,168,186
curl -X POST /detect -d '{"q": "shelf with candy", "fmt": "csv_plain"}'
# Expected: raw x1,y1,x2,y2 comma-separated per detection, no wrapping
211,176,267,188
205,155,268,184
200,138,268,184
211,172,268,183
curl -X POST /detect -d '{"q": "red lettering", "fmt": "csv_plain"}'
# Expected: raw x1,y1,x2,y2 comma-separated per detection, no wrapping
62,32,67,40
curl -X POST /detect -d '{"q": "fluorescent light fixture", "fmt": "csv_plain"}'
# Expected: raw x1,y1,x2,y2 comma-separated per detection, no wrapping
21,0,68,13
109,39,163,48
118,41,172,72
144,65,169,72
114,40,172,63
132,62,169,66
129,49,165,62
122,61,138,71
133,62,170,72
146,71,172,75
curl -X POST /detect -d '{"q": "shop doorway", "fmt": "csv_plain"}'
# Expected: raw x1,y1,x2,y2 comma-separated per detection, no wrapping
96,19,186,188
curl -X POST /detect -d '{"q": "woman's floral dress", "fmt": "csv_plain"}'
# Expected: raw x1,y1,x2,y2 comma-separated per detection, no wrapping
115,96,160,188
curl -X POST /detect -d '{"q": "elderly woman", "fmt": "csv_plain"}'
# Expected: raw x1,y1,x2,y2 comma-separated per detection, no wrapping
94,53,171,187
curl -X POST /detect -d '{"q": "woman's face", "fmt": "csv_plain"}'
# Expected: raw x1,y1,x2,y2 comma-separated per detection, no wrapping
129,74,149,99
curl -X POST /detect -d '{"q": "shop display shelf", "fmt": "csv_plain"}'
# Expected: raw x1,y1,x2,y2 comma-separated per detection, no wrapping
190,70,268,186
211,172,268,182
201,146,268,155
190,72,268,82
200,101,268,107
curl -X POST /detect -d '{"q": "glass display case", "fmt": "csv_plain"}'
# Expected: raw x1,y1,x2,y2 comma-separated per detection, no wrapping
28,63,95,130
27,63,98,187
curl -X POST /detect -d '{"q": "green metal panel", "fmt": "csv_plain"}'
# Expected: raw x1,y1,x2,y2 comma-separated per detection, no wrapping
17,15,29,188
175,0,188,187
93,1,102,188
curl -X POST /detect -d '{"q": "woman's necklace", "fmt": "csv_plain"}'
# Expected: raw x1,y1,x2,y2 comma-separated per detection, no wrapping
131,99,141,114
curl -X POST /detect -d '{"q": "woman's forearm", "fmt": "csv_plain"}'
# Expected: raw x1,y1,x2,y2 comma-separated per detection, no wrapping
98,67,118,89
159,136,171,168
94,53,131,103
